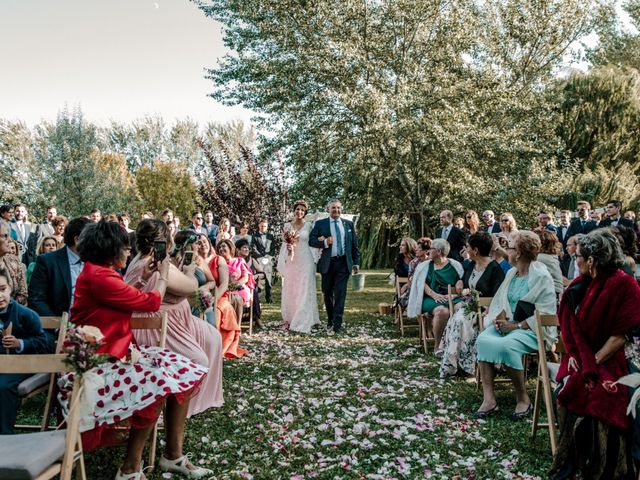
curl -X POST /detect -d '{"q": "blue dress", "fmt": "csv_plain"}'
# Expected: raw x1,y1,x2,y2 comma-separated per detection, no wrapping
475,275,538,370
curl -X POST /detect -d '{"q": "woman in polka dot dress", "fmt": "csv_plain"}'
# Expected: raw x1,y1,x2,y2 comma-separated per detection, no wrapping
58,221,212,480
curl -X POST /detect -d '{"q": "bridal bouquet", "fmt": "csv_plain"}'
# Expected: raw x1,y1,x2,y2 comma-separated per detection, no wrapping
283,228,299,262
460,288,481,317
62,324,110,375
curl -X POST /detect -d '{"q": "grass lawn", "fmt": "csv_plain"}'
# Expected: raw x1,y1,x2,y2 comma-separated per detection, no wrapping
19,270,552,479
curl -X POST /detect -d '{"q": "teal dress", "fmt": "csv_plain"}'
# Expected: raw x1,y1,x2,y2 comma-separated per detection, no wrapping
476,275,538,370
421,261,462,314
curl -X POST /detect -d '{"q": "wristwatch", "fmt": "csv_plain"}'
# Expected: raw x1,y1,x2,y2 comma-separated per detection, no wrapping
517,322,523,330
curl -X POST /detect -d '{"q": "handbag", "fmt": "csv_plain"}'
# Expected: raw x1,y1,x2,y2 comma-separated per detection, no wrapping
513,300,535,323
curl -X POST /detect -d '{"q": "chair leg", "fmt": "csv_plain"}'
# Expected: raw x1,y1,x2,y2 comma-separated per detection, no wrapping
148,424,158,470
531,375,543,441
249,304,253,336
542,369,559,455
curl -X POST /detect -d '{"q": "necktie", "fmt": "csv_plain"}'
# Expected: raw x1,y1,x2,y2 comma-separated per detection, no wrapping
581,220,585,229
334,220,343,256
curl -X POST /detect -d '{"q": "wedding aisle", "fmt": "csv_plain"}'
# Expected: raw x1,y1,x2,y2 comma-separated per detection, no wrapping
28,271,551,479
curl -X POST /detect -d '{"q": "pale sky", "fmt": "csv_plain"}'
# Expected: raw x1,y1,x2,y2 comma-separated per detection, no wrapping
0,0,253,126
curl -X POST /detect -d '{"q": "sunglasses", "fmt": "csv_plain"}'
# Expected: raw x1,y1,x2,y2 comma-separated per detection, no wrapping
500,219,509,222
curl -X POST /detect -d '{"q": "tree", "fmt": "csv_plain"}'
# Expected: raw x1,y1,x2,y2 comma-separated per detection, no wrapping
196,0,604,265
136,159,199,221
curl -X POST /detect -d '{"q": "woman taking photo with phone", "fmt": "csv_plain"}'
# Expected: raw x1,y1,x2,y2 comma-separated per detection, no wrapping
124,220,224,417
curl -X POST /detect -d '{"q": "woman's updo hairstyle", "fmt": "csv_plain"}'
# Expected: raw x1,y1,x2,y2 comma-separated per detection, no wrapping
135,219,168,255
172,230,199,256
578,228,625,274
292,199,309,214
512,230,540,262
77,221,130,265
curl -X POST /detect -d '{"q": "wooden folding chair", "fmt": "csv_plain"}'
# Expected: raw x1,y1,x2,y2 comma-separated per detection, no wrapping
396,277,419,336
240,296,254,335
131,312,169,470
531,312,563,455
474,297,492,390
418,314,435,353
0,354,85,480
16,312,69,431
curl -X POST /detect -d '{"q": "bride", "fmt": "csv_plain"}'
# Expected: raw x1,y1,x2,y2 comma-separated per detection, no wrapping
277,199,321,333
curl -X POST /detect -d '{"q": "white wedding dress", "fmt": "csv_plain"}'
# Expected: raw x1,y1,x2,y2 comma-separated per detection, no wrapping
277,222,320,333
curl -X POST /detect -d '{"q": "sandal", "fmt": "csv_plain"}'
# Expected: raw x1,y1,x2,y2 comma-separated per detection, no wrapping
474,404,499,419
159,454,213,478
511,403,533,420
115,463,147,480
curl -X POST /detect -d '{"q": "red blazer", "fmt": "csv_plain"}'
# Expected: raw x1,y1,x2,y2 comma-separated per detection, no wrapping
71,262,161,359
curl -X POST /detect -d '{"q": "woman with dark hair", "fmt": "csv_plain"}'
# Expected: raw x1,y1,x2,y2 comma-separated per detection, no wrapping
440,232,505,377
236,238,264,328
209,239,248,358
124,220,224,417
232,222,252,244
60,221,212,479
276,199,320,333
217,239,255,319
393,237,418,278
549,229,640,480
475,231,556,419
611,225,638,276
51,215,67,246
536,229,564,295
463,210,480,235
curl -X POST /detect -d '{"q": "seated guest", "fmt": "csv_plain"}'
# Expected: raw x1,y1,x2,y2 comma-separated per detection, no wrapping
236,238,264,328
499,212,518,237
217,239,255,318
491,234,513,273
611,225,638,276
124,222,225,416
463,210,480,235
26,236,58,284
208,240,248,358
475,230,556,418
397,238,431,312
0,269,53,434
482,210,501,234
58,221,212,479
549,229,640,480
28,217,92,316
407,238,464,357
536,230,564,295
232,222,252,244
440,232,505,377
7,239,20,257
51,215,67,246
394,237,418,278
0,227,28,305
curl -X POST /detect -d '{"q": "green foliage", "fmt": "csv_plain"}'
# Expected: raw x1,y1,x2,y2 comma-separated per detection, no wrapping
196,0,605,265
136,159,200,221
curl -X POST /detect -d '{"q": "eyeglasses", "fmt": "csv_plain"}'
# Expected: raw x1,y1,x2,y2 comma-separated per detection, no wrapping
195,217,203,220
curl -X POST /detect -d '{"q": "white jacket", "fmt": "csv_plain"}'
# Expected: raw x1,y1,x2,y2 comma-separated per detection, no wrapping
407,259,464,318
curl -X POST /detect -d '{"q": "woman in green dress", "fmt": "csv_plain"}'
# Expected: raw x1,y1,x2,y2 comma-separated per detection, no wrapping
407,238,463,357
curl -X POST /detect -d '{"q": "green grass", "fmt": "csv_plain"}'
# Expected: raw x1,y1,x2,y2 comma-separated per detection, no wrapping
18,270,551,479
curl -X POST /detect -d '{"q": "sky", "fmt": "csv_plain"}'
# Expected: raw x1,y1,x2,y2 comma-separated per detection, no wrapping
0,0,254,127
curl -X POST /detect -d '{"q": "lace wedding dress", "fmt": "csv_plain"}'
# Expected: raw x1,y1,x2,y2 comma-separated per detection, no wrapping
277,222,320,333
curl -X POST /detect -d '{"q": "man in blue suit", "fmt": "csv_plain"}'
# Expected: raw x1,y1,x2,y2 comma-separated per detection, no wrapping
28,217,91,318
309,199,360,334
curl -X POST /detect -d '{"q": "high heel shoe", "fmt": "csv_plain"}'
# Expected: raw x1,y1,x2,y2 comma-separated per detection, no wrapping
159,454,213,478
474,404,499,419
511,403,533,420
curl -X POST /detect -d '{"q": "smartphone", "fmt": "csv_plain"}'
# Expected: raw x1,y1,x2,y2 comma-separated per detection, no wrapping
183,251,194,266
153,240,167,264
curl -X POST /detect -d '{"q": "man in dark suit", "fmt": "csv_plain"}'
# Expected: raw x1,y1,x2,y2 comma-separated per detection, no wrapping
188,210,207,235
556,210,572,254
28,217,91,317
434,210,466,263
481,210,501,234
9,203,36,265
0,273,52,433
203,210,218,245
599,200,635,229
534,211,558,236
252,219,275,303
309,199,360,334
566,200,597,241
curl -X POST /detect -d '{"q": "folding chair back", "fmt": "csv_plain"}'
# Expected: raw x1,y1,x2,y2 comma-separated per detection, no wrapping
16,312,68,431
240,296,254,335
395,276,417,336
130,312,168,470
474,297,492,389
531,312,561,455
0,354,85,480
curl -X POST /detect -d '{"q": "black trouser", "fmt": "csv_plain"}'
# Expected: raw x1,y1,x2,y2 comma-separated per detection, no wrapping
321,256,350,332
0,373,30,434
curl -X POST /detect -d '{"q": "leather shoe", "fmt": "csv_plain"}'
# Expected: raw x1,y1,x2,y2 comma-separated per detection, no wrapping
158,454,212,478
474,404,499,419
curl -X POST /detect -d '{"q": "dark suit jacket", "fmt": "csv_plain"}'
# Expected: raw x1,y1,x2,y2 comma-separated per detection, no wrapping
483,222,501,234
565,218,597,241
204,224,218,245
309,218,361,274
0,300,53,354
252,233,275,258
462,260,505,297
435,226,467,262
556,224,572,252
28,247,72,317
599,217,635,229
